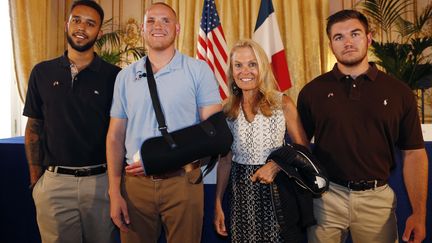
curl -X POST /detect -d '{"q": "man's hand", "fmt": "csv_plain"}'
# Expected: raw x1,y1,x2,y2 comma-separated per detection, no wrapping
109,193,130,232
401,149,428,243
28,164,43,188
125,161,145,176
250,160,280,184
25,118,44,188
402,213,426,243
106,117,130,231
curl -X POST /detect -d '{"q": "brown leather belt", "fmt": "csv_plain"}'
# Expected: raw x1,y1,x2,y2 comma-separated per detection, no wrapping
145,161,201,181
331,178,387,191
47,164,107,177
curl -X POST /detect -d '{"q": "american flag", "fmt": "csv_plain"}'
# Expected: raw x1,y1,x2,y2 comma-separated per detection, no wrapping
197,0,229,99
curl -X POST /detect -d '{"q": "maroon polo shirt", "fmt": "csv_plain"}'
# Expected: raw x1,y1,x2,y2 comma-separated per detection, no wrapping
297,63,424,181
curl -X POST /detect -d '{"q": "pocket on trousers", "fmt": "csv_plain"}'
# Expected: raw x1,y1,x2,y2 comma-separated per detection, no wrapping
372,184,397,210
186,168,202,184
32,173,45,204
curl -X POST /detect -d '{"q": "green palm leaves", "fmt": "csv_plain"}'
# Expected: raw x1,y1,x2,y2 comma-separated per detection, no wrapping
95,18,145,66
358,0,432,89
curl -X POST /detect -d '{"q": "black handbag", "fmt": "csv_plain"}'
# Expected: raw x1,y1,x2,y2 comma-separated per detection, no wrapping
140,58,233,175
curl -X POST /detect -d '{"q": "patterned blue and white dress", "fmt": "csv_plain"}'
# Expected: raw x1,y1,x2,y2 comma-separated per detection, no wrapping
227,97,286,243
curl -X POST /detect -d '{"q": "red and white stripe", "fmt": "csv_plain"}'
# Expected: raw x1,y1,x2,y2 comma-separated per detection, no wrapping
197,22,229,98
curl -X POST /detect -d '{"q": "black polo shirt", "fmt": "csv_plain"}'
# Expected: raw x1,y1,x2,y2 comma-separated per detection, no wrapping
297,63,424,181
23,52,121,166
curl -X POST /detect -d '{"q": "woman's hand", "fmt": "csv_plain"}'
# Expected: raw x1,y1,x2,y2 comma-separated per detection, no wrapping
250,160,280,184
214,203,228,236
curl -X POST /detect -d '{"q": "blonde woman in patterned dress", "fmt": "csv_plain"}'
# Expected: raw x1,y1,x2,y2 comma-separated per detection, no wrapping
214,39,309,242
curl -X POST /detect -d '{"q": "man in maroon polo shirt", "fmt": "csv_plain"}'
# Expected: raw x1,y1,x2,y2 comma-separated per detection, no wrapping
298,9,428,243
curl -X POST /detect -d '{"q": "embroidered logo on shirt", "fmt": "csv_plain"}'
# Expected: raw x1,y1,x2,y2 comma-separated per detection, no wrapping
384,99,388,106
135,71,147,81
327,92,334,98
53,81,59,86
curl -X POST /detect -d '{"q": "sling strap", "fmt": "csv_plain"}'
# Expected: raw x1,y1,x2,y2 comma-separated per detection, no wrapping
145,58,177,149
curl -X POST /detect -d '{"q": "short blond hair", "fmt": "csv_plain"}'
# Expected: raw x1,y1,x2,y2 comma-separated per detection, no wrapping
144,2,177,20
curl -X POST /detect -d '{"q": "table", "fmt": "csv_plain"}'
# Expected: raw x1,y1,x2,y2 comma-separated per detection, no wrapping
0,137,431,243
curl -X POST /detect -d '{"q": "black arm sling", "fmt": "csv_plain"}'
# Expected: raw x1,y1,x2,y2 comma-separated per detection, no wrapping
140,58,233,175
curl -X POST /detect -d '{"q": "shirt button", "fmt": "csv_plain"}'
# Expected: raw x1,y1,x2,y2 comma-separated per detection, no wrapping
353,84,356,88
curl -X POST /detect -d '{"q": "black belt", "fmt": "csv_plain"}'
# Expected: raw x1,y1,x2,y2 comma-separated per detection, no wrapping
331,178,386,191
47,165,107,177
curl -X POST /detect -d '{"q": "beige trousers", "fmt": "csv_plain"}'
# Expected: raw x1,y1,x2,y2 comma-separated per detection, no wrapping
307,182,398,243
120,167,204,243
32,170,117,243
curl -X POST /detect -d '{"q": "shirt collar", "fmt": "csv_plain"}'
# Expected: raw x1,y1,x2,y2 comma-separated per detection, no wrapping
60,51,103,72
332,62,379,82
144,50,182,76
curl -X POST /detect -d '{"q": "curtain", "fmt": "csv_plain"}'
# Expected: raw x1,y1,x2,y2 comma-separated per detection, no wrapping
163,0,329,100
9,0,69,102
9,0,330,102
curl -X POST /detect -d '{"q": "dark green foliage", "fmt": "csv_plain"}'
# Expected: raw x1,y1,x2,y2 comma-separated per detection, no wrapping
358,0,432,89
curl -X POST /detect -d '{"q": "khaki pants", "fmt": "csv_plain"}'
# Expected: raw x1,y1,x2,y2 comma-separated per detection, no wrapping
33,170,117,243
121,167,204,243
307,182,398,243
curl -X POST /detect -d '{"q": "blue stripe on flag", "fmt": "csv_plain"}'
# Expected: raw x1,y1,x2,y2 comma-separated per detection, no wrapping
254,0,275,31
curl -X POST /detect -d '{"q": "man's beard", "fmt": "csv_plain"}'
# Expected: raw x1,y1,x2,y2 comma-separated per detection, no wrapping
337,54,367,67
67,33,97,52
335,47,368,67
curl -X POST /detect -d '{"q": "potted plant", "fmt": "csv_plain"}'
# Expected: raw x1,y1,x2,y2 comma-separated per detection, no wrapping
357,0,432,122
95,18,145,66
357,0,432,90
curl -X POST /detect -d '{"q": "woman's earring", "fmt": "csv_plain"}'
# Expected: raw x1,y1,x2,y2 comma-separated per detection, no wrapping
232,83,240,96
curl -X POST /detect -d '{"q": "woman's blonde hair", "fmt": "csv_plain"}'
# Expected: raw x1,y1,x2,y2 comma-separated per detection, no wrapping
224,39,281,119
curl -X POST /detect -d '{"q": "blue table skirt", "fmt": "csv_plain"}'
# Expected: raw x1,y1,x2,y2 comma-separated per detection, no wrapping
0,137,430,243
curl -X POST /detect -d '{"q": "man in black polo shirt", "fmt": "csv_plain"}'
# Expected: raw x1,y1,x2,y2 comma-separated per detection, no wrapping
23,1,120,242
298,10,428,243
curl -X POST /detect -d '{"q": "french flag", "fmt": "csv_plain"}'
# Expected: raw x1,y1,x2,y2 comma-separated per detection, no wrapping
253,0,292,90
